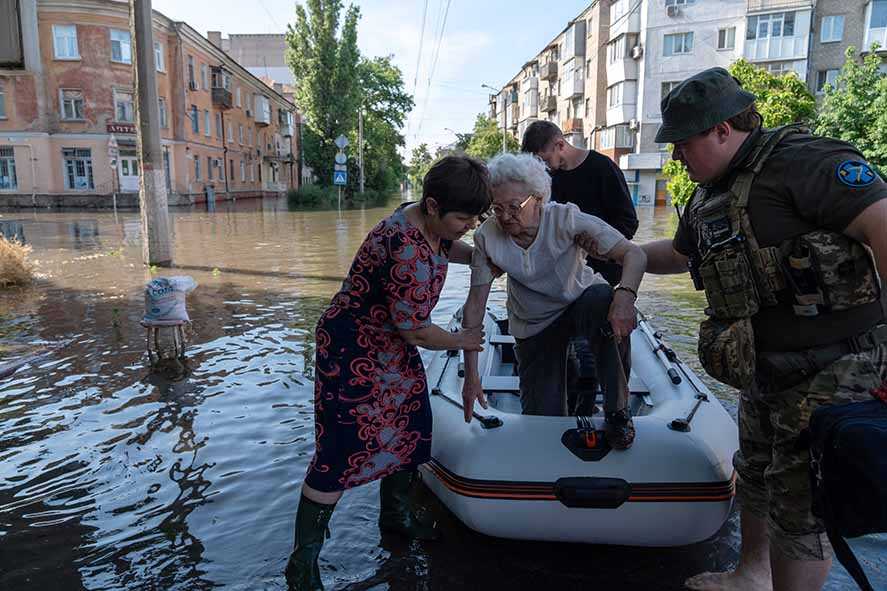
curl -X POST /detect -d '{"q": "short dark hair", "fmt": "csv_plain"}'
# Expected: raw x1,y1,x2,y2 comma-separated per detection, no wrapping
421,155,492,217
521,120,563,154
726,104,762,132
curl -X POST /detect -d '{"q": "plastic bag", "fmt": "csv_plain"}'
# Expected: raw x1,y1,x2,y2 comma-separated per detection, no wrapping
142,276,197,326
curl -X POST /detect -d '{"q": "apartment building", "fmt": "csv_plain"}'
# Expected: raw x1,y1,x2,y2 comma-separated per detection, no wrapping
211,33,293,86
0,0,299,207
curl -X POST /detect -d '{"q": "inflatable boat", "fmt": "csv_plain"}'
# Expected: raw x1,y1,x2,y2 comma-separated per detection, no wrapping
419,308,738,547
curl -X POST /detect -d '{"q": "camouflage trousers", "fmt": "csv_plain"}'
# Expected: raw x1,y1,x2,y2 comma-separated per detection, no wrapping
734,341,887,561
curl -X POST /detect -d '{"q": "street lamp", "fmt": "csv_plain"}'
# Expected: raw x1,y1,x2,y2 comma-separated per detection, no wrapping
481,83,508,153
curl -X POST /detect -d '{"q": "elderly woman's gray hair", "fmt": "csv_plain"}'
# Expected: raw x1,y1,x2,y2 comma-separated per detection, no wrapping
486,153,552,203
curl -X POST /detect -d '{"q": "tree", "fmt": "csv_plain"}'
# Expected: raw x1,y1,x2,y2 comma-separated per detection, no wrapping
352,55,414,191
408,143,433,192
465,114,519,161
663,59,816,206
815,45,887,176
286,0,361,187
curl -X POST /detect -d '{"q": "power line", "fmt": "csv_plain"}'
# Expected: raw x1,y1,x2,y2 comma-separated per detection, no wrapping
414,0,452,140
412,0,429,93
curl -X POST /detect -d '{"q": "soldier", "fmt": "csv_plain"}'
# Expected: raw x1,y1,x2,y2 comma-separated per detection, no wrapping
642,68,887,591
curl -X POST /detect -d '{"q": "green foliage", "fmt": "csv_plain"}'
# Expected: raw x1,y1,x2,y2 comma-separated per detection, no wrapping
815,45,887,175
287,185,390,208
465,114,519,161
407,143,433,193
286,0,362,187
663,60,817,206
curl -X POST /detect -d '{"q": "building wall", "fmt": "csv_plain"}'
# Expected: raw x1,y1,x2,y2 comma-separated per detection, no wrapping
808,0,868,95
0,0,299,207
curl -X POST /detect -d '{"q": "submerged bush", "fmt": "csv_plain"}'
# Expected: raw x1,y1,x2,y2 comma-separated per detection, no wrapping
0,236,34,288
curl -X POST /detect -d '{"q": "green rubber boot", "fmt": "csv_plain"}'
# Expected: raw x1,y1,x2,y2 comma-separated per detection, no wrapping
378,470,440,541
285,494,335,591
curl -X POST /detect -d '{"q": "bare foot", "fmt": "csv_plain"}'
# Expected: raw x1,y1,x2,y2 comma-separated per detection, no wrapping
684,569,773,591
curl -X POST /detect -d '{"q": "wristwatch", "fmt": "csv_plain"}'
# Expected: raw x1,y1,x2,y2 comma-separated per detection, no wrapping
614,285,638,300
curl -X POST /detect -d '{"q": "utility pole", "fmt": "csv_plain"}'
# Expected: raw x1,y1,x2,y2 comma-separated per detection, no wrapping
358,108,365,194
131,0,172,266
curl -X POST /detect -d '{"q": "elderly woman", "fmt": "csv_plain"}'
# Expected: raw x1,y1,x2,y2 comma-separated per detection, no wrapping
461,153,646,449
286,156,490,591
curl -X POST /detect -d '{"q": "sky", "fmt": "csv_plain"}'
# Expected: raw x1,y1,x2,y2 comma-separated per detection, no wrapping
150,0,590,157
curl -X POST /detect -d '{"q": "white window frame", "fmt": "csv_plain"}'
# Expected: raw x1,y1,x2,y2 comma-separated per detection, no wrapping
215,113,223,138
0,146,17,190
747,12,796,40
201,64,209,90
816,69,840,93
235,87,242,108
154,42,165,72
158,97,168,128
204,110,211,137
110,29,132,64
663,32,694,56
0,83,6,119
665,0,696,6
114,89,134,123
240,160,245,182
872,0,887,29
195,153,201,181
62,148,95,190
661,80,681,100
820,15,844,43
191,105,199,134
187,55,196,89
607,82,624,107
53,25,80,60
60,88,85,120
250,162,255,182
718,27,736,50
207,156,214,181
239,124,244,144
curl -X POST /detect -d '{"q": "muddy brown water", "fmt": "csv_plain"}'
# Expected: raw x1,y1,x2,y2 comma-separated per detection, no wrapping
0,196,882,590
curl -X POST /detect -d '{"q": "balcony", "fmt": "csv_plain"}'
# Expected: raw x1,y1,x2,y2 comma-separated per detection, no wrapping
510,103,520,122
542,95,557,112
864,27,887,52
747,0,813,13
565,77,584,99
280,124,293,137
561,118,583,133
541,61,558,81
620,152,671,171
212,87,233,110
255,96,272,126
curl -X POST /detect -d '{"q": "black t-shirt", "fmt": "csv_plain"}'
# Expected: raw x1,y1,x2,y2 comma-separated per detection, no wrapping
551,151,639,285
674,128,887,352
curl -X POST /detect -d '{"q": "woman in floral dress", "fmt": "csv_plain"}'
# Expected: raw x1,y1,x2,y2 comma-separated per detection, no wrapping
286,156,492,591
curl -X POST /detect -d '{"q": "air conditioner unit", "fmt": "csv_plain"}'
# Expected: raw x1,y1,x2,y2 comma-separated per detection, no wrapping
631,45,644,59
666,5,680,17
188,81,198,91
628,118,640,131
213,158,222,167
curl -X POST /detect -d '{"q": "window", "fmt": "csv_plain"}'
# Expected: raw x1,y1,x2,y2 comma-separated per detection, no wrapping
599,125,635,149
239,125,244,144
661,80,681,100
718,27,736,50
747,13,796,40
766,61,792,75
608,35,627,64
158,97,168,128
248,127,253,146
250,162,255,182
0,82,6,119
191,105,199,133
195,154,201,181
816,69,840,93
207,156,213,181
585,98,590,117
110,29,131,64
665,0,696,5
154,42,165,72
240,160,245,181
0,147,16,190
229,159,234,180
871,0,887,29
53,25,79,59
114,90,134,122
60,89,84,120
663,32,694,56
63,148,94,190
227,123,233,142
187,55,196,88
235,87,241,108
820,15,844,43
201,64,208,90
607,82,624,107
215,113,222,138
203,110,210,136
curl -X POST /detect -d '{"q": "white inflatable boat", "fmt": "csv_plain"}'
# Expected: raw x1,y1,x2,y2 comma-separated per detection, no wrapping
419,308,739,547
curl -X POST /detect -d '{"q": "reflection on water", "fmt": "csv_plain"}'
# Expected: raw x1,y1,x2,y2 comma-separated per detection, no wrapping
0,196,881,590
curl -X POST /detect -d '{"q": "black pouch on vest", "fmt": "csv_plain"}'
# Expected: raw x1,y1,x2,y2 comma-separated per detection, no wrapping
809,399,887,591
756,347,845,393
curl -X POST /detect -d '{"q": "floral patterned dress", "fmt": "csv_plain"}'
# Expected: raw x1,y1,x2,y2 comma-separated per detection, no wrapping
305,206,451,492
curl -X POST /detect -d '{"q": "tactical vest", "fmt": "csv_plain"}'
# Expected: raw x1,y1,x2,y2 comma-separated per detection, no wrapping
687,125,882,323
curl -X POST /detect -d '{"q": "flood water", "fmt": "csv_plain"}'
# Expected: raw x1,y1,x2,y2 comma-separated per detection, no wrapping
0,196,883,590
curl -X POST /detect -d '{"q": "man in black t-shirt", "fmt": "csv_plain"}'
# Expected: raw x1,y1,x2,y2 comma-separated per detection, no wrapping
522,121,638,285
522,122,639,416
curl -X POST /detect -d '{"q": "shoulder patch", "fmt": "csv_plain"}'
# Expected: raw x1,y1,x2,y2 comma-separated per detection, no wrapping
836,160,877,188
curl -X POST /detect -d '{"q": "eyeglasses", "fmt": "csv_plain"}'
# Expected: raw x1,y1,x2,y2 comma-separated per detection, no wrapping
490,194,537,219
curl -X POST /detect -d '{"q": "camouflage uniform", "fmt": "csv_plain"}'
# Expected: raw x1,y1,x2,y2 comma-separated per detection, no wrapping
737,343,887,560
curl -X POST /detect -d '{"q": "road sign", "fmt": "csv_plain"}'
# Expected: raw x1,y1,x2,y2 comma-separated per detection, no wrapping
333,170,348,186
335,151,347,165
334,163,347,172
335,135,349,150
